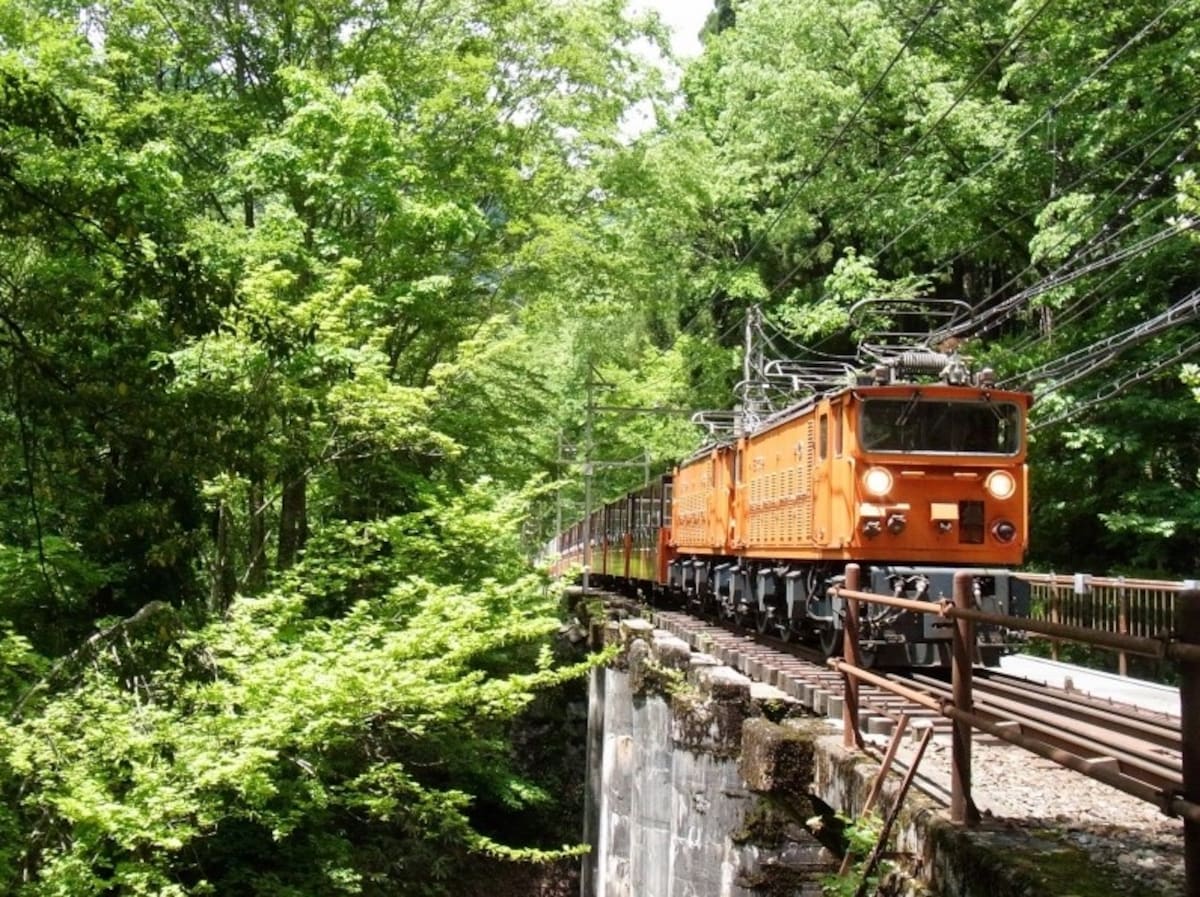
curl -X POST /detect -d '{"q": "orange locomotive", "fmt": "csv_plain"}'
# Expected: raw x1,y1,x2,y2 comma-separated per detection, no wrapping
550,354,1033,665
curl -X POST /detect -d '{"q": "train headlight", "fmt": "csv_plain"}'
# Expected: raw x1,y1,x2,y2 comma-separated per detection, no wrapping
862,467,893,497
992,520,1017,543
985,470,1016,500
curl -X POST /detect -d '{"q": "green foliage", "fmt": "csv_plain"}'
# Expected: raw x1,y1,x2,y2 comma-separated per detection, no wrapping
0,0,663,892
0,485,596,896
3,0,1200,891
815,811,887,897
1029,391,1200,573
0,626,45,705
0,0,671,630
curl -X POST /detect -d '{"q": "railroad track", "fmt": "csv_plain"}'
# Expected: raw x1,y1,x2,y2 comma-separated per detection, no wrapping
642,603,1184,809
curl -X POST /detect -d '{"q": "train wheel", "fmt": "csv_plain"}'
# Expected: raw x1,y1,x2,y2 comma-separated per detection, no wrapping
754,608,772,635
819,626,844,659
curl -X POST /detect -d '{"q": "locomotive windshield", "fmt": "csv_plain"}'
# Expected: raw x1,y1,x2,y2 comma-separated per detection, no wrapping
860,397,1021,454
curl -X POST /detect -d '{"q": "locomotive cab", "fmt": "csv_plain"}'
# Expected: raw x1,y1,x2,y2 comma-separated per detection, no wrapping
823,382,1033,664
839,383,1032,566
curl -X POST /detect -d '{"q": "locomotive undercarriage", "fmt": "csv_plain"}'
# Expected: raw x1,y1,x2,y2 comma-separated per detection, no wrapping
665,556,1029,667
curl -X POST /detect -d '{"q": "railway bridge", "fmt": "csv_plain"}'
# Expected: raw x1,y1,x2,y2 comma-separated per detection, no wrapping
577,580,1198,897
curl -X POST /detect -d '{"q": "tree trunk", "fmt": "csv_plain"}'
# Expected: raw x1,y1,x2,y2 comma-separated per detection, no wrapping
211,500,236,614
277,466,308,570
247,477,267,592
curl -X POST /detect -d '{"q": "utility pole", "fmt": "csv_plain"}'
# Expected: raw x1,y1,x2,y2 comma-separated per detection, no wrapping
581,369,595,595
555,429,564,543
741,304,766,432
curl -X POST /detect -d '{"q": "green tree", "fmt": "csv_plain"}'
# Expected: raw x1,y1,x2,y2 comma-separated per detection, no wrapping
0,484,593,896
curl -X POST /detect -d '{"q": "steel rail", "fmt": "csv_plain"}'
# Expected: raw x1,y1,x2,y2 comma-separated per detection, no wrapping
828,658,1200,825
962,674,1182,751
983,669,1180,723
902,674,1182,785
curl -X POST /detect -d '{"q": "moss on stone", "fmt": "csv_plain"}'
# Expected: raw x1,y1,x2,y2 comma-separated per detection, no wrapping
931,824,1136,897
669,685,747,758
736,865,824,895
741,718,818,794
636,658,686,696
732,797,794,847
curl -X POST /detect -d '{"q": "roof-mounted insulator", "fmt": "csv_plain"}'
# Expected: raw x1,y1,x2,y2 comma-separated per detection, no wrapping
940,355,971,386
896,351,952,373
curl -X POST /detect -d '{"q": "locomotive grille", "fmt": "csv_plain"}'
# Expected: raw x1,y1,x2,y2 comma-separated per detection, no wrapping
959,500,985,544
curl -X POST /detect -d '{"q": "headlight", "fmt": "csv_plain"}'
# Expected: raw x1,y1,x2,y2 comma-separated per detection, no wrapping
992,520,1017,542
862,467,893,496
985,470,1016,500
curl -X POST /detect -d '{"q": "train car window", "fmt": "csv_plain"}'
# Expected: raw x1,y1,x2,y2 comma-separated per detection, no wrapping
860,398,1022,454
832,404,843,456
818,414,828,460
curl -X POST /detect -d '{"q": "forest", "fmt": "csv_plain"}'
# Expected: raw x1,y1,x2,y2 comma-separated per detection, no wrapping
0,0,1197,893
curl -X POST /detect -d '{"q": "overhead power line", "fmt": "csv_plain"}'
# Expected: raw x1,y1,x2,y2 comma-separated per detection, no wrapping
1031,331,1200,432
949,218,1197,342
1012,287,1200,394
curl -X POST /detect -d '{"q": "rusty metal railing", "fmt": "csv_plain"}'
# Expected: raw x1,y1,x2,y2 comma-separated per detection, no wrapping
829,565,1200,897
1018,572,1196,675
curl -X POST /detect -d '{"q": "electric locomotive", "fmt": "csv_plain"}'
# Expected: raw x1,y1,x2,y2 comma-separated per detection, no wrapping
547,345,1033,666
670,352,1031,665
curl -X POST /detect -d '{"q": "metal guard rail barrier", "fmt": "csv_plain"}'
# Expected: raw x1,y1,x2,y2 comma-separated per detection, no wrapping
828,564,1200,896
1015,572,1194,674
1017,572,1194,591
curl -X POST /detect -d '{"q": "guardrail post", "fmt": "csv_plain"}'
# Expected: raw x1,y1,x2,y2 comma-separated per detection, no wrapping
842,564,862,750
1049,573,1060,661
1179,588,1199,897
1117,577,1129,677
951,570,978,826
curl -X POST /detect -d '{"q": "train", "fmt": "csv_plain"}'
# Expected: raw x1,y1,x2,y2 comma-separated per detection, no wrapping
546,348,1033,666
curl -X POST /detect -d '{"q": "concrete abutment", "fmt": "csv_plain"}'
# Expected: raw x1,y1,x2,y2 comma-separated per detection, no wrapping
582,609,1127,897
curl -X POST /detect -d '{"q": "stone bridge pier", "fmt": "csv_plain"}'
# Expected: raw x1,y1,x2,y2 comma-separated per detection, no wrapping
581,617,837,897
577,610,1139,897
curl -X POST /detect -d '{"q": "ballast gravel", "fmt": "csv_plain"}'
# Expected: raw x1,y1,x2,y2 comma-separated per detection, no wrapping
873,731,1185,896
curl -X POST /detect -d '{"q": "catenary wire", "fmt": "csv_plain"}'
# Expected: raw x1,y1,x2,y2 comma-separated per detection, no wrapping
1031,331,1200,432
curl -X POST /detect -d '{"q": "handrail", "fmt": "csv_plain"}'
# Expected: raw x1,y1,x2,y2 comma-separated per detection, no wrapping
830,583,1200,662
1016,572,1195,591
1013,571,1191,672
829,564,1200,896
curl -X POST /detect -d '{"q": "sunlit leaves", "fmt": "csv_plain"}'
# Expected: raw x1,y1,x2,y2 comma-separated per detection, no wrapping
0,479,586,895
